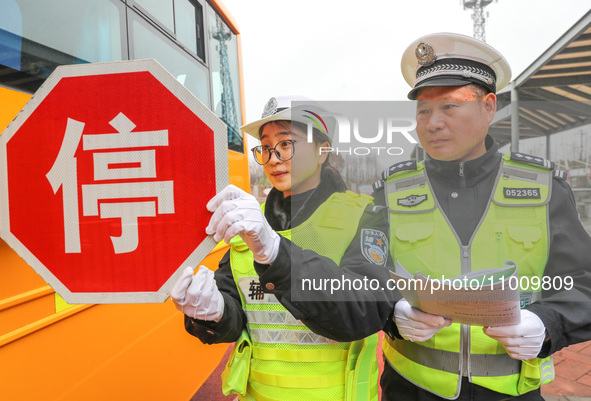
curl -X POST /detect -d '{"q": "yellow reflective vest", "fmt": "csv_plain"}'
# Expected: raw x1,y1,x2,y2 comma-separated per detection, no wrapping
228,191,379,401
383,154,555,399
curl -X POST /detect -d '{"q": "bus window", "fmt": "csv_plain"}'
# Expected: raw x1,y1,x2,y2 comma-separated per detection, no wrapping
133,0,175,33
175,0,205,60
0,0,244,154
131,0,205,62
207,6,244,153
0,0,125,93
0,0,22,71
130,16,210,106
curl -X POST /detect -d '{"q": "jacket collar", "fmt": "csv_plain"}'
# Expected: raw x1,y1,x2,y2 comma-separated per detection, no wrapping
424,135,501,187
264,167,346,231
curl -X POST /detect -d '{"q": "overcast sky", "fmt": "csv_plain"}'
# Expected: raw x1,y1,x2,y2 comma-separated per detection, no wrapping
222,0,591,126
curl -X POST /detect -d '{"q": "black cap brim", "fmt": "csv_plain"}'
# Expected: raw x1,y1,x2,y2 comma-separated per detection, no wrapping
407,77,478,100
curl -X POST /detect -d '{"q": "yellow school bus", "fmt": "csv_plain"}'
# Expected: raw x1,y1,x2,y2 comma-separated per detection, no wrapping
0,1,248,399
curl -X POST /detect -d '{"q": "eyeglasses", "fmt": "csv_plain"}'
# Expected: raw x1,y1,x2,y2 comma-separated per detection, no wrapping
251,140,297,165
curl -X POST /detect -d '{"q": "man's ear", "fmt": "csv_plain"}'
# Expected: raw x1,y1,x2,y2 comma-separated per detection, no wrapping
483,92,497,121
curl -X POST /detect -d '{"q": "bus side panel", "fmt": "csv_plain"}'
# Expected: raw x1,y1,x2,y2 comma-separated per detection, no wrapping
0,84,243,400
228,148,250,192
0,86,31,131
0,240,231,401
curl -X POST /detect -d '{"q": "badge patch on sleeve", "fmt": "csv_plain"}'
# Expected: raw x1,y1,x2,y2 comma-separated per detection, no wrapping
503,188,541,199
361,229,388,266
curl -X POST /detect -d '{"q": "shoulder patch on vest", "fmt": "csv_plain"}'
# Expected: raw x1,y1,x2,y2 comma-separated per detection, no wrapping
381,160,418,180
510,152,555,170
553,169,568,181
373,160,418,193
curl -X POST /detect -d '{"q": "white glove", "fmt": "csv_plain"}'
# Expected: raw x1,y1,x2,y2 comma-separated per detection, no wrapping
171,266,224,321
394,299,452,342
483,309,546,360
206,185,280,265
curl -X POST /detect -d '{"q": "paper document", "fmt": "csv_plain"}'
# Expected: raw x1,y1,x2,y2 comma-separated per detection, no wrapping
389,261,521,326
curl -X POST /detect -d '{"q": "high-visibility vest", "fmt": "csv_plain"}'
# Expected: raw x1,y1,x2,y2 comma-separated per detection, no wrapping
229,191,379,401
382,153,555,399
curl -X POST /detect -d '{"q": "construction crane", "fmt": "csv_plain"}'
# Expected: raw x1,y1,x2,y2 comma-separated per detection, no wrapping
462,0,494,42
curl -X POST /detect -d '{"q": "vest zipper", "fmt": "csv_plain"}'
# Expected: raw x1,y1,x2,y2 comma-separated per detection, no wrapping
390,161,520,388
496,229,504,268
461,245,470,275
455,163,507,382
460,244,471,378
461,324,470,378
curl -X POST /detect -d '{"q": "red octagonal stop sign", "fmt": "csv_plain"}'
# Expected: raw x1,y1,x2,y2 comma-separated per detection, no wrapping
0,59,228,303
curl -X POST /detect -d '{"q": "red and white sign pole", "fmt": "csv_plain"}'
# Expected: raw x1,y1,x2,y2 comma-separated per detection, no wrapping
0,59,228,304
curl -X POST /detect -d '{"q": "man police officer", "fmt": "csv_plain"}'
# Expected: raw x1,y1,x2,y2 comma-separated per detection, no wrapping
374,32,591,400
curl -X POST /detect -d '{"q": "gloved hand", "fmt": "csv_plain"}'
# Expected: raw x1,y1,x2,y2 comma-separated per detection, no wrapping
394,299,452,342
483,309,546,360
206,185,280,265
171,266,224,321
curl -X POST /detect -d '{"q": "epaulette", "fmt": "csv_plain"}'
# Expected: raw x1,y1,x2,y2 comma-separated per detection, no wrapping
381,160,418,180
552,169,568,181
372,160,417,192
372,179,384,193
510,152,568,181
510,152,555,170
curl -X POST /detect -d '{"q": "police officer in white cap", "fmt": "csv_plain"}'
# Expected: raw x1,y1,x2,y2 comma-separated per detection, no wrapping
375,32,591,400
171,95,380,401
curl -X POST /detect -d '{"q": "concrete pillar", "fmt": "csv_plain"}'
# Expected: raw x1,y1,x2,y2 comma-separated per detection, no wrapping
511,85,519,153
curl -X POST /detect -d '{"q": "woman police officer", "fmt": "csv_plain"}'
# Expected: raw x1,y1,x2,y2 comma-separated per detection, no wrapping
171,96,379,401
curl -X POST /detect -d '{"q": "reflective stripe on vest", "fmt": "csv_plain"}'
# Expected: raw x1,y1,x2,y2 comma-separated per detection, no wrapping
384,335,521,376
384,155,554,398
250,369,346,388
228,191,378,401
540,358,555,382
245,309,305,326
253,347,349,362
246,384,344,401
249,327,340,345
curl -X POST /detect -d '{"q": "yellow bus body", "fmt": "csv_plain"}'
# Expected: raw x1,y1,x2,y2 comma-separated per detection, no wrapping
0,0,250,395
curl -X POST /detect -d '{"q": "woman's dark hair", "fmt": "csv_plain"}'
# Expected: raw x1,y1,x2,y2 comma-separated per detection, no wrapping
258,120,347,192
